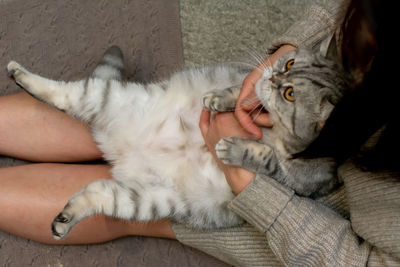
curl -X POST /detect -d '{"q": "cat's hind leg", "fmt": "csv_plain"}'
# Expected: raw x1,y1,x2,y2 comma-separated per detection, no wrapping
51,179,177,240
7,61,55,104
51,179,134,240
7,61,84,114
7,45,125,114
7,61,118,123
91,46,125,81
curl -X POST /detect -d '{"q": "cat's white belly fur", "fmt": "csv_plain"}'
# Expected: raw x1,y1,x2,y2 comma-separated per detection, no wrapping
92,68,241,218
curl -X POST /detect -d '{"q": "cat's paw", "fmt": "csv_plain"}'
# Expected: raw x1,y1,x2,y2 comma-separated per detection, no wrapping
7,61,28,88
7,61,24,77
203,90,237,112
215,137,246,166
203,92,226,111
216,137,272,173
51,211,74,240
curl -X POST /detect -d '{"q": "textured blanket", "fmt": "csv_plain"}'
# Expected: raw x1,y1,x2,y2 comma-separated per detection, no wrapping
0,0,226,265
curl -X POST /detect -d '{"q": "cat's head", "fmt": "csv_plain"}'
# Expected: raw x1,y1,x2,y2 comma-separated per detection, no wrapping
255,44,351,153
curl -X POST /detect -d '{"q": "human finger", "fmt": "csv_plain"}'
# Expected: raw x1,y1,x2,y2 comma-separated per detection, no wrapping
251,112,272,127
199,108,211,140
235,78,263,139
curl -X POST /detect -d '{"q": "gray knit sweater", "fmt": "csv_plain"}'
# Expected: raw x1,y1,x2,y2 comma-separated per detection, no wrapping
171,1,400,266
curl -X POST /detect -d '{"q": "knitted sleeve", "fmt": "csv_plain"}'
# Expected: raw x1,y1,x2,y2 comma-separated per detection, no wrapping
231,175,400,266
172,174,400,266
267,0,349,53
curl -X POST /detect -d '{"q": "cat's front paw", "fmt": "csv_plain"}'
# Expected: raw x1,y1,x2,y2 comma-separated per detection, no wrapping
216,137,272,173
203,92,227,111
203,87,239,112
215,137,247,166
51,211,74,240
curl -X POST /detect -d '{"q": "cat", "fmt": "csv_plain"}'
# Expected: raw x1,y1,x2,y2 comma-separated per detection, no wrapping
205,38,351,197
6,40,350,240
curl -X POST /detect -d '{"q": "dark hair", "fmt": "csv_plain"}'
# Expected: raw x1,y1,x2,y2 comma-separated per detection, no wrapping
297,0,399,171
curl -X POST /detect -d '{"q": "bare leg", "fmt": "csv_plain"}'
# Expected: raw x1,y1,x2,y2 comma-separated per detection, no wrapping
0,163,175,244
0,92,101,162
0,92,175,243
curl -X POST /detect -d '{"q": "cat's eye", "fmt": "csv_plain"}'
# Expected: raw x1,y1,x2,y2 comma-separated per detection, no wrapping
284,87,295,102
285,59,295,71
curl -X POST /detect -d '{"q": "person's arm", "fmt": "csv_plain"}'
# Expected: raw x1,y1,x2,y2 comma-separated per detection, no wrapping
229,175,369,266
173,173,400,266
267,0,349,53
196,110,399,266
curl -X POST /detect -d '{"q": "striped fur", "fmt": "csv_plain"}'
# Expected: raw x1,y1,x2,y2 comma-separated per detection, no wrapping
91,46,125,81
7,48,247,239
209,49,351,197
7,46,349,239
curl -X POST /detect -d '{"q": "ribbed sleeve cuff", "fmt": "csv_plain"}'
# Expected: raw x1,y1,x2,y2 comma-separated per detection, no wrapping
229,175,294,233
267,4,339,54
171,223,280,266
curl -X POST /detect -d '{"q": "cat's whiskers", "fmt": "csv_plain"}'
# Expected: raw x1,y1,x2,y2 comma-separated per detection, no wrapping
226,61,259,70
250,104,267,124
239,96,261,109
227,48,273,76
208,47,271,132
248,50,265,66
246,106,263,118
247,47,273,69
229,45,271,73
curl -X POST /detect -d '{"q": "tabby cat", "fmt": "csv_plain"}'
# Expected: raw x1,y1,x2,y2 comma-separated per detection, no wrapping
7,40,349,240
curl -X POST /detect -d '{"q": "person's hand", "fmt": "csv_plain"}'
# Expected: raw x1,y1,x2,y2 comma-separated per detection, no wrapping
199,108,255,195
198,45,296,194
235,44,297,139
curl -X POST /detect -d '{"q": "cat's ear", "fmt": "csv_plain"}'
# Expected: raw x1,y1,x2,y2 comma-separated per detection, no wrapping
319,34,338,61
317,98,335,130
